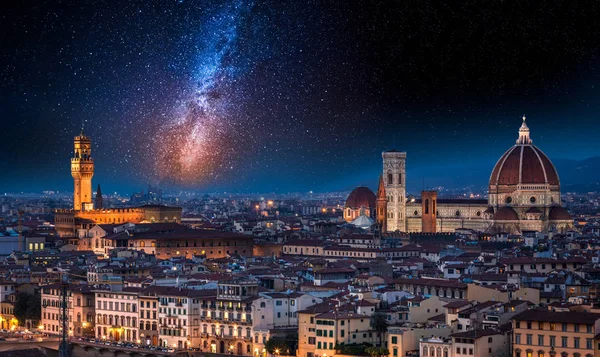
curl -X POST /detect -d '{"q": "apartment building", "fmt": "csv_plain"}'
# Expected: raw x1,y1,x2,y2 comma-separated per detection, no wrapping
511,310,600,357
298,307,377,357
139,288,159,346
40,283,95,337
253,292,323,330
156,286,203,349
94,286,141,342
196,280,257,355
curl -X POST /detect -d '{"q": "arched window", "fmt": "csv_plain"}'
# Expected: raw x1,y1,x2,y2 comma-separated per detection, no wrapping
387,172,393,185
398,173,402,185
425,199,429,214
423,347,428,356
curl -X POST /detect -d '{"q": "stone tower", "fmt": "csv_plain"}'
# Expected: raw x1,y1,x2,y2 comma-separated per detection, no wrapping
376,175,387,232
71,130,94,211
421,190,437,233
382,150,407,232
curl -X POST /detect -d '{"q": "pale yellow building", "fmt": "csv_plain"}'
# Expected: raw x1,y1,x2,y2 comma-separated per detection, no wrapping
512,310,600,357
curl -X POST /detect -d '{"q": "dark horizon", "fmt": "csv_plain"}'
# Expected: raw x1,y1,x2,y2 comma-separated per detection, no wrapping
2,1,600,194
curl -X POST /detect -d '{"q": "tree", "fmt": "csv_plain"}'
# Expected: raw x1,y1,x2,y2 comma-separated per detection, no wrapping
14,292,31,323
370,313,389,347
13,291,41,325
265,336,297,356
365,347,389,357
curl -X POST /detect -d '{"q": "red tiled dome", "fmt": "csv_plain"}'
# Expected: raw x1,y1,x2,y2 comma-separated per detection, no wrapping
549,207,572,221
345,186,376,209
489,145,559,187
494,207,519,220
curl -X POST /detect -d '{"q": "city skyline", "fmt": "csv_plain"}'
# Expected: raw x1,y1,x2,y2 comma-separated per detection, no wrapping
2,1,600,194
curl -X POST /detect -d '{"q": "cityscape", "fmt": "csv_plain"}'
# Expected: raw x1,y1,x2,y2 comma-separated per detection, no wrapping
2,2,600,357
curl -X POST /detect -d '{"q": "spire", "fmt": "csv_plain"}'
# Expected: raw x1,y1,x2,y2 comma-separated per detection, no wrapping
516,115,532,145
95,184,103,209
377,175,386,199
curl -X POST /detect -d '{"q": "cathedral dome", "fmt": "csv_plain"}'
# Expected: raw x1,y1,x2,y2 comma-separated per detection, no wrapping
494,207,519,221
489,117,559,188
345,186,376,209
549,206,572,221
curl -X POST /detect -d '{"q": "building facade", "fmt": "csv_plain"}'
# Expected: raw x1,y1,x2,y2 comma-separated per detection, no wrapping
347,117,574,235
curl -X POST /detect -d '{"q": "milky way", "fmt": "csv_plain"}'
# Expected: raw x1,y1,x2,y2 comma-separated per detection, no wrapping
153,1,252,185
2,1,600,193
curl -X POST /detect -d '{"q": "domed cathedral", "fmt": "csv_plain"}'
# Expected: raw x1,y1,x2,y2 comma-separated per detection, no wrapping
362,117,574,235
343,186,377,223
487,116,573,234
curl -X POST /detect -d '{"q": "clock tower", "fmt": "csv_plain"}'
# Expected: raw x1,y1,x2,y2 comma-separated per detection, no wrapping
382,150,407,232
71,130,94,211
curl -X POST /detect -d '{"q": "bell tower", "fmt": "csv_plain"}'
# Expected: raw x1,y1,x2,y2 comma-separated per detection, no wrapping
383,150,407,232
376,175,387,232
71,130,94,211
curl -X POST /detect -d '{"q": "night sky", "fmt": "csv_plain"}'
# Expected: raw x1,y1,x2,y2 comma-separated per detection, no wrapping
2,0,600,194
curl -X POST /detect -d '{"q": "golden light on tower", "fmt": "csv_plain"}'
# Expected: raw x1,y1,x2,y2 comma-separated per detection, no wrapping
71,130,94,211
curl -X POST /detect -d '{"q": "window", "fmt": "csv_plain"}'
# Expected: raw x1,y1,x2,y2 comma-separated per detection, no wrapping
516,321,521,328
549,336,555,347
393,348,398,357
587,339,593,350
538,322,544,330
538,335,544,346
526,335,532,345
574,324,580,332
562,323,567,332
527,322,532,329
574,338,580,348
392,336,397,344
550,323,555,331
308,337,315,345
561,336,568,348
515,334,521,344
276,301,282,306
317,342,321,349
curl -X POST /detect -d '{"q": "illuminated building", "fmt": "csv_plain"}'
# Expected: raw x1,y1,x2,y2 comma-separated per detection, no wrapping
346,117,574,234
55,131,182,240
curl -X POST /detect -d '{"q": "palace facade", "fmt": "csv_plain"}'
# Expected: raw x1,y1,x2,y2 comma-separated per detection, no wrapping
55,131,182,240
